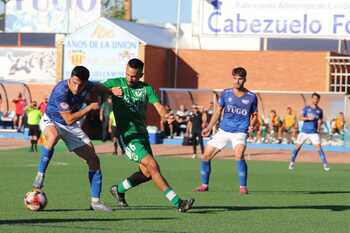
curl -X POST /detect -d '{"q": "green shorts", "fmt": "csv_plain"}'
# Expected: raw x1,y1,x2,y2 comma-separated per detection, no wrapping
122,134,153,163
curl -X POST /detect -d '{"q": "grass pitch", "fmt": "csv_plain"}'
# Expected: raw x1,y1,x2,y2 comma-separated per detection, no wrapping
1,145,350,233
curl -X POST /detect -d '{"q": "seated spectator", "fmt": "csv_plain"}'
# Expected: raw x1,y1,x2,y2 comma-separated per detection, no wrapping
331,112,345,140
268,109,283,143
175,104,190,136
283,106,298,143
249,114,268,143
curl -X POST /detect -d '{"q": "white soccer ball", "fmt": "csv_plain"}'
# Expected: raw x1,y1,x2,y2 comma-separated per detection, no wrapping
24,191,48,211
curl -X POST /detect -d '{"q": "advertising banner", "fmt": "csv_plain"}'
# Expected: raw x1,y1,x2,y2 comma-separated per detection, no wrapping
64,18,139,81
5,0,100,33
201,0,350,38
0,47,56,84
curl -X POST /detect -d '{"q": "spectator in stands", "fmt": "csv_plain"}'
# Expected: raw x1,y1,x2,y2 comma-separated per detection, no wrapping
12,92,26,132
160,105,172,137
187,105,206,159
99,96,113,141
175,104,189,136
166,112,177,138
283,106,298,143
330,112,345,141
26,101,42,152
249,114,267,143
108,111,125,155
38,96,48,114
268,109,283,143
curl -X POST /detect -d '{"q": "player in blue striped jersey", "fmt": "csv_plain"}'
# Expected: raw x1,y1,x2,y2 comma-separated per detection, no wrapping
288,93,330,171
194,67,258,194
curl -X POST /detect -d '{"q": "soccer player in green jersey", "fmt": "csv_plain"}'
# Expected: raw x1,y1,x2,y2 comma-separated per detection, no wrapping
103,58,194,213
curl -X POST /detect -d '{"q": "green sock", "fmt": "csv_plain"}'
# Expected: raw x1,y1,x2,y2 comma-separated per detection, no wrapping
117,179,132,193
164,187,181,208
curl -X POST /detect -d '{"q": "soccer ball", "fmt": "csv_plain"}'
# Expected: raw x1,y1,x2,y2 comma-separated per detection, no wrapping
24,191,47,211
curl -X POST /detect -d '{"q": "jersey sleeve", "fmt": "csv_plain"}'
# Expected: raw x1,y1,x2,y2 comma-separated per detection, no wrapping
319,109,323,120
251,95,258,113
218,91,225,107
55,92,71,112
301,106,308,117
146,85,159,104
102,79,118,88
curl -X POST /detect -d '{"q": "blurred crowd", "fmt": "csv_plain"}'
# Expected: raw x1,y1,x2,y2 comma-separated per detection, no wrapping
0,94,347,151
157,103,347,147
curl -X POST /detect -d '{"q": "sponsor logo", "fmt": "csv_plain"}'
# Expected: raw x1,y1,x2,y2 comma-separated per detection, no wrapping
225,105,248,116
242,99,250,105
59,102,69,110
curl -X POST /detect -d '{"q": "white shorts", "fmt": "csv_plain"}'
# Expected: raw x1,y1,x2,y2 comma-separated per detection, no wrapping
40,114,91,151
295,132,320,145
208,129,247,150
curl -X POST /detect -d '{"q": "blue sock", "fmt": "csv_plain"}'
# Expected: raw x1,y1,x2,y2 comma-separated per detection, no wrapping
89,170,102,198
200,160,211,185
290,148,298,162
37,147,54,174
237,160,248,187
319,149,328,165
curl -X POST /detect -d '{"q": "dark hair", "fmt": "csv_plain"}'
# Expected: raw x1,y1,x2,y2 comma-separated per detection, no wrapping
128,58,144,72
71,66,90,81
232,67,247,78
311,92,320,99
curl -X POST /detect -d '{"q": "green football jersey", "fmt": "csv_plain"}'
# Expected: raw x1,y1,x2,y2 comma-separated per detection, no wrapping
103,77,159,136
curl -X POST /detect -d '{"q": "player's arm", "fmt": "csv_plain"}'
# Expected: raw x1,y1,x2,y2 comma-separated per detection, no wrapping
248,95,258,132
203,105,223,136
153,102,168,122
249,112,258,132
92,82,123,97
298,107,310,121
60,103,99,126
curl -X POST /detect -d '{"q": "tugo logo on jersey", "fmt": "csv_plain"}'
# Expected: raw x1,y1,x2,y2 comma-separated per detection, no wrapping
225,105,248,116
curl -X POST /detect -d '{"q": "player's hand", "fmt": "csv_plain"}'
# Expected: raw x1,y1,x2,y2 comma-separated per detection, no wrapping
248,125,254,133
202,127,210,137
111,87,123,97
89,102,100,110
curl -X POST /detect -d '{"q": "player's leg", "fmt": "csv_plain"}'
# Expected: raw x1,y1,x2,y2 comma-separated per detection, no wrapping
56,121,111,211
194,130,227,192
73,144,112,211
198,133,205,155
32,124,59,190
193,145,220,192
110,163,151,207
311,134,330,171
141,155,194,212
289,133,305,170
234,144,248,194
113,137,194,212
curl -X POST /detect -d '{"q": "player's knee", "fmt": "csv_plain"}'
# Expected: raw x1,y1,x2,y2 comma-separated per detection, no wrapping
86,155,100,170
235,153,245,160
145,160,160,175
